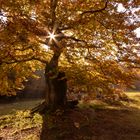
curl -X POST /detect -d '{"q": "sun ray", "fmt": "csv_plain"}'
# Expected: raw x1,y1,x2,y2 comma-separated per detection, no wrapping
49,33,56,40
46,24,64,50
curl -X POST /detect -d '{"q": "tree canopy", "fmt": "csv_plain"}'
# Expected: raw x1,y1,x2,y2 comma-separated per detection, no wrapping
0,0,140,96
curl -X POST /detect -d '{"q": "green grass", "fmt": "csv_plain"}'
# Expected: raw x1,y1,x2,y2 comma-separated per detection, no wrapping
0,99,43,116
123,91,140,109
78,99,108,110
0,110,42,139
79,91,140,110
0,99,43,139
0,110,42,129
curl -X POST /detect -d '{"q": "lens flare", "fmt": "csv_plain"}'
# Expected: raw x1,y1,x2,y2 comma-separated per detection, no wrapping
49,33,55,40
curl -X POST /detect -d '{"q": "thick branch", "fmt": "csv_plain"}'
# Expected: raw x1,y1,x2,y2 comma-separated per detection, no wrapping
64,36,99,48
64,36,87,43
0,55,47,65
14,46,33,51
48,50,61,69
50,0,58,26
58,1,109,33
81,0,108,16
59,26,73,31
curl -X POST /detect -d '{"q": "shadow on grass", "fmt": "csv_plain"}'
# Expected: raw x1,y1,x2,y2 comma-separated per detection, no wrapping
40,108,95,140
40,91,140,140
40,101,140,140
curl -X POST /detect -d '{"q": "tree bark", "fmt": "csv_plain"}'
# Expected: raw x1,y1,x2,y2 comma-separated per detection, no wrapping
44,51,67,110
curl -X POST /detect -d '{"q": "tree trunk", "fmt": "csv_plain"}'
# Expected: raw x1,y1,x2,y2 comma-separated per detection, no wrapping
31,51,78,114
44,52,67,110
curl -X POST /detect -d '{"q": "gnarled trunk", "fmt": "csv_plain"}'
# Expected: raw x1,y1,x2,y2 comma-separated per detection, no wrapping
45,51,67,110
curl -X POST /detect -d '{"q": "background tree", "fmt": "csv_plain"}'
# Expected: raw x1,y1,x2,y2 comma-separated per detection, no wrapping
0,0,140,108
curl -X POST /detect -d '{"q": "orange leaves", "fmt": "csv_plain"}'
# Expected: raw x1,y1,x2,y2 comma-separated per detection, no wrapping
0,0,140,97
0,60,43,96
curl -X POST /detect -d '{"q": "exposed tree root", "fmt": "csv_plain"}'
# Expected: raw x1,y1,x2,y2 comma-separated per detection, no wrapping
31,100,79,114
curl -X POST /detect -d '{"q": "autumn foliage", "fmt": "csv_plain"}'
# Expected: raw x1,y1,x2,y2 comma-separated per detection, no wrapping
0,0,140,97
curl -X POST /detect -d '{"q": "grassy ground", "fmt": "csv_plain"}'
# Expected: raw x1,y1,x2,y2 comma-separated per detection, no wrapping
0,99,42,116
0,99,43,140
0,92,140,140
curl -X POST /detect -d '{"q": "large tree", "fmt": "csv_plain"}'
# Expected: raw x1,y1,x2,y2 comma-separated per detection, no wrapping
0,0,140,108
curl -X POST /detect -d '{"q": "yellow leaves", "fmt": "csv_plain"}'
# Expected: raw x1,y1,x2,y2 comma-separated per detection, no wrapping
0,0,139,97
62,54,137,96
0,59,43,96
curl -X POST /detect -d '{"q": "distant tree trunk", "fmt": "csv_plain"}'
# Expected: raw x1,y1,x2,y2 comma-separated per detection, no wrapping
44,51,67,110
